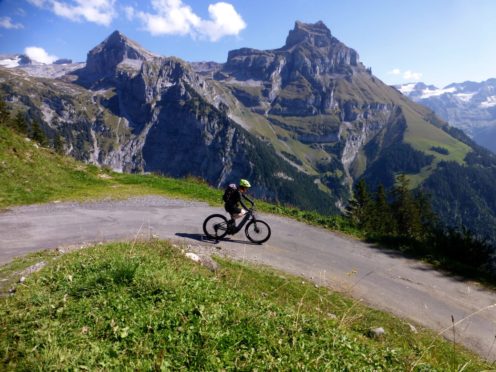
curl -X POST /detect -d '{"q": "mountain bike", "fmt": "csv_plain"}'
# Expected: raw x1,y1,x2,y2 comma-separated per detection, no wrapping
203,207,271,244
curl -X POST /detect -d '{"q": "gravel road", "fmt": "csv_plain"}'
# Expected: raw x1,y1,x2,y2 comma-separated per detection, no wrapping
1,195,496,360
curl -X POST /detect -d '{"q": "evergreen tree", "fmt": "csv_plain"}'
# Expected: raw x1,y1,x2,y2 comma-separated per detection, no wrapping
414,189,437,236
30,120,49,147
347,179,373,230
0,97,9,125
391,174,423,240
12,112,28,134
371,184,396,236
53,134,65,154
50,118,65,154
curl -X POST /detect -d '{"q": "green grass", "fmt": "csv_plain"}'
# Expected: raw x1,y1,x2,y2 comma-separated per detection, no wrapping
0,125,106,207
0,240,491,370
0,250,58,297
402,106,471,163
0,125,358,237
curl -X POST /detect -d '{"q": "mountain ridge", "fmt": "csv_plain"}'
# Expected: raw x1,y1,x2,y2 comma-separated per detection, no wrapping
397,79,496,152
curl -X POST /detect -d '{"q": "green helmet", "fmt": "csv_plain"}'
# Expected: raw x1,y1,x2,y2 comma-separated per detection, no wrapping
239,179,251,188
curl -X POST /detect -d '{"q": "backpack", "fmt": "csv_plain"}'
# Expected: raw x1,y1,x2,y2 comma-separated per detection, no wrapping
222,183,237,203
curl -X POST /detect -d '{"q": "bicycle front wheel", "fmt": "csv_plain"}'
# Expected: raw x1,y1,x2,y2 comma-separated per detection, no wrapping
245,219,271,244
203,214,229,240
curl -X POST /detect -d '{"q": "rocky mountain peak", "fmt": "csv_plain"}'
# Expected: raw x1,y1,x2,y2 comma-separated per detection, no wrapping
285,21,333,49
83,30,157,82
282,20,360,69
98,31,154,58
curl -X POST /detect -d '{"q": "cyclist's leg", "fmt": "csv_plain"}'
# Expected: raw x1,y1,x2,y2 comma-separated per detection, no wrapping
232,209,247,220
225,208,239,231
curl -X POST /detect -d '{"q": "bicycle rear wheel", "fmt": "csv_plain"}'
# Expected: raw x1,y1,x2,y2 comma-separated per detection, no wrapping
203,214,229,240
245,219,271,244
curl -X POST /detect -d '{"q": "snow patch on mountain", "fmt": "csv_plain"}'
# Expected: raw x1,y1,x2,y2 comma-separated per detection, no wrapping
0,56,21,68
18,63,85,79
455,92,476,102
398,83,417,95
420,86,457,99
480,96,496,108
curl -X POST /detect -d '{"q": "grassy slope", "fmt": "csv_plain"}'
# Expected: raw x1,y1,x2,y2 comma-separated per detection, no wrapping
0,124,493,368
0,241,490,370
0,124,354,233
335,72,473,188
341,72,471,163
0,125,106,206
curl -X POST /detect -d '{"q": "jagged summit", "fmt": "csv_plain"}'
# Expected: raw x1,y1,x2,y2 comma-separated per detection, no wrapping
94,30,156,59
282,20,359,67
285,21,333,48
223,19,362,90
82,30,157,82
107,30,126,42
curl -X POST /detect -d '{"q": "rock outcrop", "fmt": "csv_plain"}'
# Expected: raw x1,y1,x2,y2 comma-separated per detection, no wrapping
78,30,158,86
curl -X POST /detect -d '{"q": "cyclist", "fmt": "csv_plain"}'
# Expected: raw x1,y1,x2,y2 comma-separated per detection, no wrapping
224,179,254,231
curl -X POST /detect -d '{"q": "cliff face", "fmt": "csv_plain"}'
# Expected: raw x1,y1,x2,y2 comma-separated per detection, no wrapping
221,21,362,116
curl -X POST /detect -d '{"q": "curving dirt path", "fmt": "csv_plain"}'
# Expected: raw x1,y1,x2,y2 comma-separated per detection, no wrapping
1,195,496,360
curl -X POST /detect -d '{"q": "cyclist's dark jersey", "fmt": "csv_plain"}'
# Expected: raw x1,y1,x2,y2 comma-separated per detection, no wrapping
225,190,253,214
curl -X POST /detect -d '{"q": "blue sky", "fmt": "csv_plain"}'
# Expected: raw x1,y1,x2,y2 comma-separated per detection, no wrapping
0,0,495,87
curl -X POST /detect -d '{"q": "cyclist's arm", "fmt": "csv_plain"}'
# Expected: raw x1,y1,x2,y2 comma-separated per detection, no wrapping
241,194,254,209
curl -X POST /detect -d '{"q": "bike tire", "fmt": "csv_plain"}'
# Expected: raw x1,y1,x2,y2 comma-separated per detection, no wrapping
245,219,271,244
203,214,229,240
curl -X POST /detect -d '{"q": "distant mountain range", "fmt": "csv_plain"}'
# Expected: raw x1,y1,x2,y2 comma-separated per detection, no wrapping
0,53,74,67
0,53,82,78
2,21,496,243
397,80,496,153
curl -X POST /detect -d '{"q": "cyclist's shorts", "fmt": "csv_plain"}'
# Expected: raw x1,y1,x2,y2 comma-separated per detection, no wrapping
225,205,241,215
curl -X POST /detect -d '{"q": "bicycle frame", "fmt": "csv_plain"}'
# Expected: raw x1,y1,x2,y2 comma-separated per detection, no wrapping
230,210,254,234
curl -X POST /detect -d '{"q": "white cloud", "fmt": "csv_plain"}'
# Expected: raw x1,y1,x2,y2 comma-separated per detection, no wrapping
403,70,423,81
138,0,246,41
138,0,201,36
28,0,116,26
27,0,47,7
0,16,24,29
198,2,246,41
124,5,135,20
389,68,423,81
51,0,116,26
24,46,58,64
